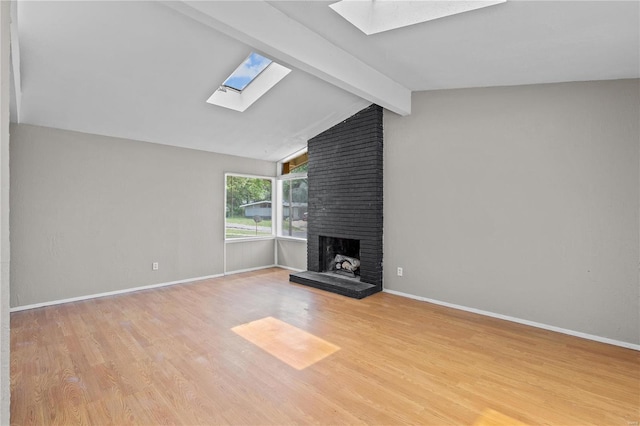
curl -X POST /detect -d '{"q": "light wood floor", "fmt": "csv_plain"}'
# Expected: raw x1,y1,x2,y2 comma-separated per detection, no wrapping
11,268,639,425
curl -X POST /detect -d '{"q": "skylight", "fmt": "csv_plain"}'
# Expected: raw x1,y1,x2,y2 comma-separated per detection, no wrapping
329,0,507,35
207,52,291,112
222,52,273,92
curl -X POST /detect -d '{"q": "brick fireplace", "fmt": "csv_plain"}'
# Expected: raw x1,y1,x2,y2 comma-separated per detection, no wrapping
290,105,383,299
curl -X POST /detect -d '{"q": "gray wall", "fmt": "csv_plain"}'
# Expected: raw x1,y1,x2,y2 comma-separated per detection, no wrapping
226,239,275,273
10,124,275,307
384,79,639,345
277,239,307,271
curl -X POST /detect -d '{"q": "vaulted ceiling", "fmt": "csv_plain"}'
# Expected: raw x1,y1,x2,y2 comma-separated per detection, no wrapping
10,1,640,161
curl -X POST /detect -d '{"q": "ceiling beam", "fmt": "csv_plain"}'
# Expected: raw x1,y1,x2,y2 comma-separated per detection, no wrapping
163,1,411,116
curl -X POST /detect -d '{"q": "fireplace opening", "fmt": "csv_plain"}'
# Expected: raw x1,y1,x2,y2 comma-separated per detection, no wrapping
319,236,360,279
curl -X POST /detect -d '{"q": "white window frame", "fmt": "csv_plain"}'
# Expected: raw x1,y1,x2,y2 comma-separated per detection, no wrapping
276,147,308,241
276,172,308,241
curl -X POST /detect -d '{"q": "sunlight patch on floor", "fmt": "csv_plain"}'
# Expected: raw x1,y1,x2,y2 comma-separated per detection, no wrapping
232,316,340,370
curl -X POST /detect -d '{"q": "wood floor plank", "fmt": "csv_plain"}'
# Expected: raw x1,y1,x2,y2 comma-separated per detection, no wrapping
11,267,640,425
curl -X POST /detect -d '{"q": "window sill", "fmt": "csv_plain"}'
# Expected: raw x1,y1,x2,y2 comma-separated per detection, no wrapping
225,236,276,243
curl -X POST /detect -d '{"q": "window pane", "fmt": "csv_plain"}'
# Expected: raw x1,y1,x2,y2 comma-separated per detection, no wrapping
281,177,308,239
222,52,273,92
290,162,308,174
226,175,273,239
282,152,308,174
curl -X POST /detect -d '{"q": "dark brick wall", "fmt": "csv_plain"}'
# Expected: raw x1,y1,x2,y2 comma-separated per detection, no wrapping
307,104,383,289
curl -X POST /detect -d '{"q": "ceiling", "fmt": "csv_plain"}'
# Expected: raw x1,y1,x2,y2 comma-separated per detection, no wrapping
10,1,640,162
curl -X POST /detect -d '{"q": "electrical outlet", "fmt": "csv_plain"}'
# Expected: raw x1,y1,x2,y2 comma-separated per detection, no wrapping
397,267,403,277
152,262,159,271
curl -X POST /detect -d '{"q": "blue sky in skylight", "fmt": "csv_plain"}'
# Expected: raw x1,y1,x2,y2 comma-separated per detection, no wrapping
223,52,273,91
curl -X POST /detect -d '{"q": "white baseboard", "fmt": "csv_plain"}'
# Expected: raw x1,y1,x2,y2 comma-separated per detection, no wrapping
10,273,224,312
224,264,277,276
276,265,304,272
383,289,640,351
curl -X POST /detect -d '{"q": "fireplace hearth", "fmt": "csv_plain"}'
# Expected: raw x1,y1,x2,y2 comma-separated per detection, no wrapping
290,105,383,299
